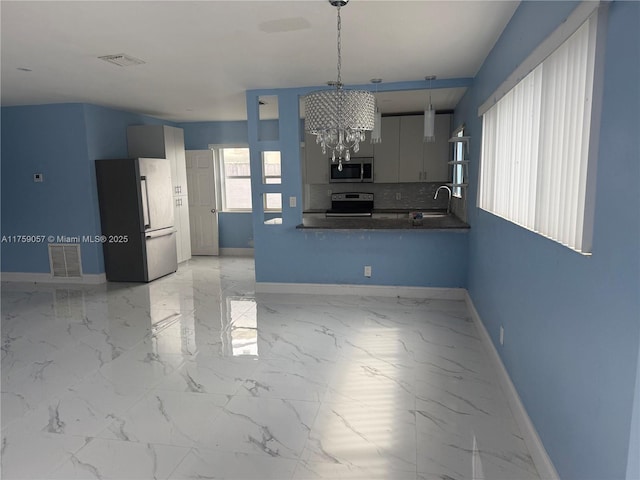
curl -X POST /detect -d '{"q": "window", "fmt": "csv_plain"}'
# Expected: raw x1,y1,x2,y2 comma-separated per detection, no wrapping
261,151,282,212
262,151,281,185
217,147,251,211
478,14,600,253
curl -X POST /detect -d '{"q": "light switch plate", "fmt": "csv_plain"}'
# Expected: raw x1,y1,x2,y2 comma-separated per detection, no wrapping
289,196,297,208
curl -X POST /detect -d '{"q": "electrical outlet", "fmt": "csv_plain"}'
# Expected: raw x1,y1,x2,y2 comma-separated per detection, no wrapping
327,189,332,196
500,326,504,345
289,196,297,208
364,265,372,277
396,192,401,200
33,173,44,183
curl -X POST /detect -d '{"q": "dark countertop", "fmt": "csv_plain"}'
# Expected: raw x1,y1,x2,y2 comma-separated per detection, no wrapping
297,214,469,231
303,208,449,215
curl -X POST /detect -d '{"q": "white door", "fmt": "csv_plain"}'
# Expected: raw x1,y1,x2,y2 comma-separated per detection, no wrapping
186,150,219,256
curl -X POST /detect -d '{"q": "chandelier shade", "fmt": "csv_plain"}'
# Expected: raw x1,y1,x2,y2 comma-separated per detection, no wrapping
305,88,375,163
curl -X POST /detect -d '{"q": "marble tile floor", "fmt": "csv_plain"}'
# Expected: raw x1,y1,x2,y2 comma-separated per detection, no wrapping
1,257,540,480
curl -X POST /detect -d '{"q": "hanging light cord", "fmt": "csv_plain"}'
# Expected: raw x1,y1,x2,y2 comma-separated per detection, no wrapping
336,5,342,87
429,77,433,106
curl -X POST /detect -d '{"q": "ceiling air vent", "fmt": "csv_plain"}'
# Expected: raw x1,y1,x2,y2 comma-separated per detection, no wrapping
98,53,146,67
49,244,82,278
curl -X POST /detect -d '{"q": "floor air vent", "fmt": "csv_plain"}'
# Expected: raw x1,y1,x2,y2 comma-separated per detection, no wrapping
49,244,82,278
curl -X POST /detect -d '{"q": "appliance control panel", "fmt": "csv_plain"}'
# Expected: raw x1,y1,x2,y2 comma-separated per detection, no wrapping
331,192,374,202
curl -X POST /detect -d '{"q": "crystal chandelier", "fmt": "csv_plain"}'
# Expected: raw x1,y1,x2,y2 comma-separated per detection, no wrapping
304,0,375,171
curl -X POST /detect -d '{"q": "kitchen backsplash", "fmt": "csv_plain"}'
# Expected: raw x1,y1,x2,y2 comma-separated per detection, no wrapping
305,182,450,210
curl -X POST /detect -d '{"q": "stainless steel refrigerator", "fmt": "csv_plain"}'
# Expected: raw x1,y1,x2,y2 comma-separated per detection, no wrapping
95,158,178,282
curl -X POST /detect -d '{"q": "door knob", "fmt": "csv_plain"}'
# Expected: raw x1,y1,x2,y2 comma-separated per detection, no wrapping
211,208,216,213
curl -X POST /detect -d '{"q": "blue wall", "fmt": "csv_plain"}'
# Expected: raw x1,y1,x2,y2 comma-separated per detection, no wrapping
218,212,254,249
1,103,172,274
179,120,250,149
455,2,640,479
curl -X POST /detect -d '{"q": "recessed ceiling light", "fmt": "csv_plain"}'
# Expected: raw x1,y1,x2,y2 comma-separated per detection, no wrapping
98,54,145,67
17,67,32,72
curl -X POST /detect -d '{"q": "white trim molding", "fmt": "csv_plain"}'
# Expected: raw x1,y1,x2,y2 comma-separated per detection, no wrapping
464,291,560,480
255,282,466,300
1,272,107,285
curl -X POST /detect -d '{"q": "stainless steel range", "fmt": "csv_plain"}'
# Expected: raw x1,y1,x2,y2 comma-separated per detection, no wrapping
325,192,374,217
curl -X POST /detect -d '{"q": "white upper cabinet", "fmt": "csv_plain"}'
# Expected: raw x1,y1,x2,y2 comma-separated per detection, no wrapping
373,117,400,183
424,114,452,182
304,132,329,184
301,114,450,185
398,115,425,182
398,114,451,183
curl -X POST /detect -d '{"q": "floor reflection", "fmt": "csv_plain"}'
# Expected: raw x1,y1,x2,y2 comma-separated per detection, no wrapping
221,297,258,357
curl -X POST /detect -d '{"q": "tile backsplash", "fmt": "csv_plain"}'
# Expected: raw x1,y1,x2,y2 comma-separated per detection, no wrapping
305,182,450,210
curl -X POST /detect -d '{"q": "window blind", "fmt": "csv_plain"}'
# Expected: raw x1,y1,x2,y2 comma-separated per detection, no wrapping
478,15,598,253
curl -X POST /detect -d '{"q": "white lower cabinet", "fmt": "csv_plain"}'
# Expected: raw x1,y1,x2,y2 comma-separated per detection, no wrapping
174,196,191,263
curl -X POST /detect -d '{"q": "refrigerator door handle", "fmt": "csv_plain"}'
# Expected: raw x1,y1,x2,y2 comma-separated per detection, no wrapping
140,176,151,229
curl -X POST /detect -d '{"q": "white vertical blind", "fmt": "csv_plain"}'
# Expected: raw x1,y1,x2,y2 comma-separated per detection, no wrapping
478,16,597,253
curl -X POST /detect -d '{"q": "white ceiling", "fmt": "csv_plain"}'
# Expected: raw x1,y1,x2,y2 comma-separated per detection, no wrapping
0,1,519,122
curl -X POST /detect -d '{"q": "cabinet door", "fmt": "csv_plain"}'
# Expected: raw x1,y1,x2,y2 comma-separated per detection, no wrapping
354,131,374,158
178,196,191,261
373,117,400,183
171,127,188,196
304,133,329,184
127,125,167,158
174,197,191,263
398,115,424,182
424,114,451,182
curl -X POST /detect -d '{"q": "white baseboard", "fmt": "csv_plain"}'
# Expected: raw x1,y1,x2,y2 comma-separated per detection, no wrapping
255,282,466,300
464,291,559,480
1,272,107,285
219,248,254,257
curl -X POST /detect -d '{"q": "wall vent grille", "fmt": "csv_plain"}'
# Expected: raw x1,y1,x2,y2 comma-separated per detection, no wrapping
48,244,82,278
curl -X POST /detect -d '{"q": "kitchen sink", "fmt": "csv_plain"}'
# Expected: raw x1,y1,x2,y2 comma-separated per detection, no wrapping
421,211,449,218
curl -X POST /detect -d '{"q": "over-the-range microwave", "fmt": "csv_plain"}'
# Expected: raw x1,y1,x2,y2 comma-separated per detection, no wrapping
329,157,373,183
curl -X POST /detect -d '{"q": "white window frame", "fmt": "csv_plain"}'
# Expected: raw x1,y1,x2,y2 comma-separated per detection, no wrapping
210,145,252,212
477,2,607,254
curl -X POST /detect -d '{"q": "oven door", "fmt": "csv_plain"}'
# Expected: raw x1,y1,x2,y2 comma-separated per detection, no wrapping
330,162,362,183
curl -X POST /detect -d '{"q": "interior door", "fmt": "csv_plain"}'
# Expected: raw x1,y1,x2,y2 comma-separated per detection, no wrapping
186,150,219,255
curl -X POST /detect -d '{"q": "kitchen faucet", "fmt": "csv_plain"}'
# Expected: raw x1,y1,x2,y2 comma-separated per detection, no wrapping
434,185,452,214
